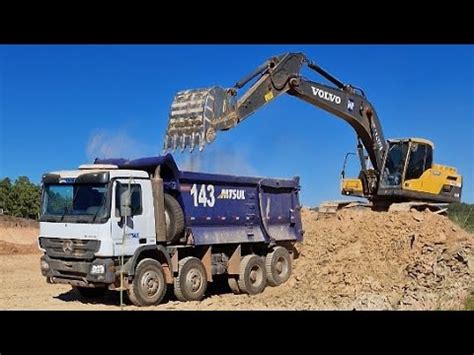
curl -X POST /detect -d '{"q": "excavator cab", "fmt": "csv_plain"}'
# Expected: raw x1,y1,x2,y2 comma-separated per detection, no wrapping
341,138,462,202
342,138,462,203
378,138,462,202
380,139,425,189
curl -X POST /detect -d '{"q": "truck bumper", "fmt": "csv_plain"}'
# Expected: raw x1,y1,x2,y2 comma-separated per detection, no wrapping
40,255,116,287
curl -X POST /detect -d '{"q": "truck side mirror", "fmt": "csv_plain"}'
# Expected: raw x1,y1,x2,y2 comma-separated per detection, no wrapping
120,204,132,218
116,182,132,218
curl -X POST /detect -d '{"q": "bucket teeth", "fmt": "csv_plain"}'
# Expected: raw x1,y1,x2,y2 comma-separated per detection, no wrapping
172,134,178,151
188,132,196,152
163,86,235,152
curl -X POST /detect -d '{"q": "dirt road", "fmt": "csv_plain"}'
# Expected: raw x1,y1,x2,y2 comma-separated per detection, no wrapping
0,252,304,310
0,209,472,310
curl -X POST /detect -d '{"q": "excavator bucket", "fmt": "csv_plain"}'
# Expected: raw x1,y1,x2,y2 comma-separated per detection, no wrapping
163,87,236,152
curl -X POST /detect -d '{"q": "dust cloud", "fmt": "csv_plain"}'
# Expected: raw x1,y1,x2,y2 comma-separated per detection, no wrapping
175,146,259,176
86,130,156,161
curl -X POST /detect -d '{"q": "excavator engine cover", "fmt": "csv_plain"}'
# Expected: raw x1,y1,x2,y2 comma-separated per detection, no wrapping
163,87,235,152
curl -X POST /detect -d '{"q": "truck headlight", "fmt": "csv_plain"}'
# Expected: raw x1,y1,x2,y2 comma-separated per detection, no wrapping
41,260,50,271
90,264,105,275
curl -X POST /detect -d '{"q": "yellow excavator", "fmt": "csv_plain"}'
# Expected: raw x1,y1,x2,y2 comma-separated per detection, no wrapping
163,52,462,210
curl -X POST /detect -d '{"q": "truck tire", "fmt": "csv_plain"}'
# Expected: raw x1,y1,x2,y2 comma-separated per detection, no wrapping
127,258,167,307
265,246,292,287
164,193,185,242
238,255,267,295
227,276,242,294
174,257,208,302
73,286,106,299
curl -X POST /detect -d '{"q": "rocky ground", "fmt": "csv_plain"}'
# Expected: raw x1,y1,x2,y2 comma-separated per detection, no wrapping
0,209,472,310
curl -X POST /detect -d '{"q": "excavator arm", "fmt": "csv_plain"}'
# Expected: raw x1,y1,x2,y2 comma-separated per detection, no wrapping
164,52,387,172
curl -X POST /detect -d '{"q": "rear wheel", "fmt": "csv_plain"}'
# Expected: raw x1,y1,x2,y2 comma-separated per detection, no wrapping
238,255,267,295
73,286,106,299
265,246,292,287
127,258,167,307
174,257,208,302
227,276,241,294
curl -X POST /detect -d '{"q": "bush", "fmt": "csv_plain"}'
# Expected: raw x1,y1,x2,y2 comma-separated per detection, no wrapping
447,202,474,233
465,291,474,310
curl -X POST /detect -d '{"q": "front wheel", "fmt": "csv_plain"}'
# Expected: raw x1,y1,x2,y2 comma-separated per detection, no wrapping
127,258,167,307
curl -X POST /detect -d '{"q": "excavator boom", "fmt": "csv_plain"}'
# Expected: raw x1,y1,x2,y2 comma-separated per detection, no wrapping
164,52,386,171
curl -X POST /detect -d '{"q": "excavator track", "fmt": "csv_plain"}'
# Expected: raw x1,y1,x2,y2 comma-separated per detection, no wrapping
316,200,370,218
315,200,449,218
387,202,449,214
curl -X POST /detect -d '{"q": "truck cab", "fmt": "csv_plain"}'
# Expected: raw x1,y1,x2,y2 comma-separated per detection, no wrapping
39,165,156,283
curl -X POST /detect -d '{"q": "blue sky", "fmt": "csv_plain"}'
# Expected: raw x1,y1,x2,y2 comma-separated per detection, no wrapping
0,45,472,206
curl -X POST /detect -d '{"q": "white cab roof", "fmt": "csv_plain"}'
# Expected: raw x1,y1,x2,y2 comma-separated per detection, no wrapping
49,169,149,179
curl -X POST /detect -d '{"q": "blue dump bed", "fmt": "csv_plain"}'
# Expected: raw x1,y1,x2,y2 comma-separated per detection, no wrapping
95,154,303,246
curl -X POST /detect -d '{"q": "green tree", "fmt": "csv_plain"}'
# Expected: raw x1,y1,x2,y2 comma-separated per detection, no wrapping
8,176,41,219
0,178,13,214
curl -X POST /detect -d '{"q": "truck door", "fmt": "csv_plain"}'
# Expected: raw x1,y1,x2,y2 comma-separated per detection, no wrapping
111,179,155,256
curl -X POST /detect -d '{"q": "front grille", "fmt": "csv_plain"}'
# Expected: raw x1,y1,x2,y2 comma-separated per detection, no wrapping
39,237,100,260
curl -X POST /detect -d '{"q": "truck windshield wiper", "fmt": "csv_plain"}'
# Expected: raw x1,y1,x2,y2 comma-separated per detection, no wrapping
60,206,69,221
92,193,107,223
92,209,102,223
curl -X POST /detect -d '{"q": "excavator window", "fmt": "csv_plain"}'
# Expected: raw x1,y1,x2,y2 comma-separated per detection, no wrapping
426,147,433,169
380,142,409,187
405,143,433,181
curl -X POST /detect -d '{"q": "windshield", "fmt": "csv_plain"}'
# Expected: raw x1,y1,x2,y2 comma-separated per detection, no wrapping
41,183,110,223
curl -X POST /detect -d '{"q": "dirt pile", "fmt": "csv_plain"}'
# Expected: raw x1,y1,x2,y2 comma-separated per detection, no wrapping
0,215,39,254
0,240,40,255
226,208,472,310
0,215,39,229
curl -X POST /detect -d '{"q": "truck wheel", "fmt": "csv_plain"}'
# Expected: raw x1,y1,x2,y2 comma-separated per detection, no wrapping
238,255,266,295
164,193,185,242
174,257,208,302
73,286,106,299
265,246,292,287
127,258,166,307
227,276,242,294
